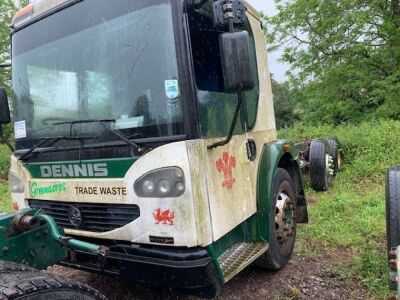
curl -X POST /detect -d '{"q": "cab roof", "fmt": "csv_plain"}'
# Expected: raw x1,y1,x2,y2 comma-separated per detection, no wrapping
12,0,261,28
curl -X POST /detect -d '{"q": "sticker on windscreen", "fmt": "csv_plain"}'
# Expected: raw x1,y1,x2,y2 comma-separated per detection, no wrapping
14,120,26,139
165,80,179,99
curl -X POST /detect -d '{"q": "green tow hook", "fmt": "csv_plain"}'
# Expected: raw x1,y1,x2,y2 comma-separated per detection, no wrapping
389,246,400,295
38,213,108,255
0,209,106,269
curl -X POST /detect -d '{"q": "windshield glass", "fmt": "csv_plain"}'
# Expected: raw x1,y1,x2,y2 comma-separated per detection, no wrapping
12,0,184,150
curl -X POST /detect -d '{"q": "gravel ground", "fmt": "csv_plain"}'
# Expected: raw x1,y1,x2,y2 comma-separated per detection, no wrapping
48,252,375,300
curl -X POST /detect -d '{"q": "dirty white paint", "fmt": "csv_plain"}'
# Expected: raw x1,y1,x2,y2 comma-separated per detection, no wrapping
197,12,277,241
10,142,200,248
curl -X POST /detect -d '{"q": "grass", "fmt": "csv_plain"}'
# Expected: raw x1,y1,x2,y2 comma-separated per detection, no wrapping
0,144,11,212
279,120,399,297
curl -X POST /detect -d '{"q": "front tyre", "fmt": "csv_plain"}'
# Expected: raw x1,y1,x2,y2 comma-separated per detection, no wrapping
0,260,106,300
386,166,400,258
256,168,297,270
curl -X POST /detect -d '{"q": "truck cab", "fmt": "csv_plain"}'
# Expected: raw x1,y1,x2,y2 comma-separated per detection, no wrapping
5,0,308,295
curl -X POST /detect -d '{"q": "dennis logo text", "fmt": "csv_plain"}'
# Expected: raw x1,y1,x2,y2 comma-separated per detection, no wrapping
40,163,108,178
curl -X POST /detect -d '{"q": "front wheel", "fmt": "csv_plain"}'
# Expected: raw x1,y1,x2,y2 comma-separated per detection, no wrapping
0,260,106,300
256,168,297,270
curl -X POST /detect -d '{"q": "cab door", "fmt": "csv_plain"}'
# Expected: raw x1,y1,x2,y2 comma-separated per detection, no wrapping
187,5,261,240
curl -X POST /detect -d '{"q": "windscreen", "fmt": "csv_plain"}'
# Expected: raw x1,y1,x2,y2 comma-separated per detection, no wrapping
12,0,184,150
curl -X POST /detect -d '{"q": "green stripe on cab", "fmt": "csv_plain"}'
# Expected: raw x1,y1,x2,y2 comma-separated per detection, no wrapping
25,157,137,179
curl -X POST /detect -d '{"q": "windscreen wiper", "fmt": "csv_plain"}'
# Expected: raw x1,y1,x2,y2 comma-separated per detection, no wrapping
19,135,97,161
53,119,144,155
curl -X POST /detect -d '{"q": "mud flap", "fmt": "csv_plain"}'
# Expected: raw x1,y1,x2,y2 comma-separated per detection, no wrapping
296,194,309,223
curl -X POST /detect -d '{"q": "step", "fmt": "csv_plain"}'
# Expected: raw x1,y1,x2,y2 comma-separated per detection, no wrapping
217,242,269,282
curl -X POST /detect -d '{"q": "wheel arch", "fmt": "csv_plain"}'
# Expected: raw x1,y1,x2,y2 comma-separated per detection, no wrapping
253,141,308,242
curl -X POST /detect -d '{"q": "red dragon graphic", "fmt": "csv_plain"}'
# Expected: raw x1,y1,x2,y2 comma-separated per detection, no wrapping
216,152,236,189
153,209,175,225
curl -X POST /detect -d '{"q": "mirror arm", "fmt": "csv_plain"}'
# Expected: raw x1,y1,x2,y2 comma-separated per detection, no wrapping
207,91,243,149
0,125,14,152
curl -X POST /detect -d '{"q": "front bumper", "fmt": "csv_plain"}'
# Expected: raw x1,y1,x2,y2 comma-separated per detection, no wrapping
59,243,221,291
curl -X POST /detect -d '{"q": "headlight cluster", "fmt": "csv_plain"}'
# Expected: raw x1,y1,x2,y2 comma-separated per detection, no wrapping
134,167,185,198
9,172,24,193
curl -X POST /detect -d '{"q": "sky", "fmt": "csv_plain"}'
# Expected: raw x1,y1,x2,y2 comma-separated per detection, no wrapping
246,0,289,82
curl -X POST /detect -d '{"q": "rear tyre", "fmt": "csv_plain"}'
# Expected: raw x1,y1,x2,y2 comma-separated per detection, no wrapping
386,166,400,258
256,168,297,270
0,260,106,300
309,139,333,191
327,138,342,176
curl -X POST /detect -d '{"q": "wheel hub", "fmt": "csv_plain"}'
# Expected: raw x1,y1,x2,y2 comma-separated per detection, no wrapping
275,191,295,246
326,154,334,176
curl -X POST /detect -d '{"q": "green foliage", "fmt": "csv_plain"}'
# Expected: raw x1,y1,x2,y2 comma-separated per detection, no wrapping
0,0,28,139
0,144,11,179
265,0,400,124
0,0,19,91
0,183,11,212
280,120,400,297
272,80,299,129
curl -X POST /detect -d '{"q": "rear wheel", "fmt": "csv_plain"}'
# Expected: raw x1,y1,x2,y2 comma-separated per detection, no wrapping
256,168,297,270
309,139,333,191
0,260,106,300
327,138,342,176
386,166,400,258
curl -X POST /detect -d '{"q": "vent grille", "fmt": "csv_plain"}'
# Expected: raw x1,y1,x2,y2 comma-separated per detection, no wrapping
28,200,140,233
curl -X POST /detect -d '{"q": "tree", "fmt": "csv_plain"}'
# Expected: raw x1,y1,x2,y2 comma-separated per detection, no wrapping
272,79,299,129
0,0,19,91
264,0,400,124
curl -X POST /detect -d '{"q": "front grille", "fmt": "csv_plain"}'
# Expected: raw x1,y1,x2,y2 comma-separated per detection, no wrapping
28,200,140,233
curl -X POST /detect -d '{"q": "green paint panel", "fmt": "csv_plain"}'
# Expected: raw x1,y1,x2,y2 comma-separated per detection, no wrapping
250,140,304,242
25,157,137,179
0,209,67,270
207,222,251,281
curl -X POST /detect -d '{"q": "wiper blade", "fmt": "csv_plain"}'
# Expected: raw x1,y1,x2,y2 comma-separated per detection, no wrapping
19,135,97,161
53,119,115,126
53,119,144,155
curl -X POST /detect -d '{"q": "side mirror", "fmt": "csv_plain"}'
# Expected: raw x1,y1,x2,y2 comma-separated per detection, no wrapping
0,88,10,124
220,31,255,93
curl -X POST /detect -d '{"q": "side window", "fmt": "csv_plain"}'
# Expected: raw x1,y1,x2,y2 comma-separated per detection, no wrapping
188,6,242,138
188,5,260,137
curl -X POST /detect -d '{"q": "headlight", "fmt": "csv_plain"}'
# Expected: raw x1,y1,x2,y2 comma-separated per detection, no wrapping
9,172,24,193
134,167,185,198
142,180,155,195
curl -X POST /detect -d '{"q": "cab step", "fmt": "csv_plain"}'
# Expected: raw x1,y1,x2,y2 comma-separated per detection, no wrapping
217,242,269,282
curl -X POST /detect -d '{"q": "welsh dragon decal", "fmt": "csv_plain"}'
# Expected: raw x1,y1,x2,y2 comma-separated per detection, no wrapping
153,209,175,225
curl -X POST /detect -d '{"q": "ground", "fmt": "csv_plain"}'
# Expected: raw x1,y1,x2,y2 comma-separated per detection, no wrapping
48,228,375,300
